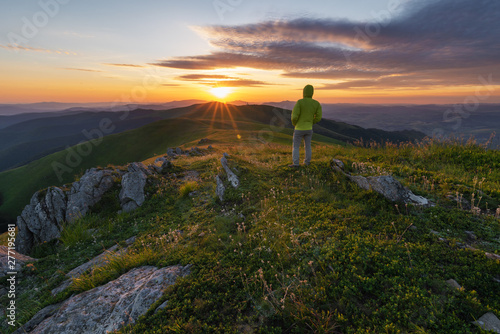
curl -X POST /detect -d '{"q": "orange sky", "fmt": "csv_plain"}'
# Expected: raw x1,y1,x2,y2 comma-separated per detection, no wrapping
1,0,499,105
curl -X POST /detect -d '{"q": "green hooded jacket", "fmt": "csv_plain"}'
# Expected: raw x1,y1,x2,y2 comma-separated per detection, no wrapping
291,85,322,130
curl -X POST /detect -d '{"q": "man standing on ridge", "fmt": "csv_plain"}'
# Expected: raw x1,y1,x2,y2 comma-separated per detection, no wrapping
289,84,322,167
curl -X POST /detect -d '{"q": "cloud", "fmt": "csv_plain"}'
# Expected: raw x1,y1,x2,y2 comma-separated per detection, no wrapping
103,63,145,68
175,74,273,87
0,44,77,55
62,68,102,72
152,0,500,90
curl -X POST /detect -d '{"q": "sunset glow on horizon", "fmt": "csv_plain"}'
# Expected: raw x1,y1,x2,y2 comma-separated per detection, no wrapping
1,0,499,105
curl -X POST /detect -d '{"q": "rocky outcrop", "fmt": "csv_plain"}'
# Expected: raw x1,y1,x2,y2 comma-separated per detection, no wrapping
15,168,119,255
66,168,115,222
332,159,430,206
12,303,63,334
0,246,36,277
21,265,191,334
16,187,67,254
119,163,150,213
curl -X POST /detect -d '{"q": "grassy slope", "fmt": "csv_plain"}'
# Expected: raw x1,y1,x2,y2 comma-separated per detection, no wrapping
1,136,499,333
0,103,344,228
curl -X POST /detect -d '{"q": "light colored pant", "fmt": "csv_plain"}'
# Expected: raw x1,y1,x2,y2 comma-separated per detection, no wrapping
292,130,313,165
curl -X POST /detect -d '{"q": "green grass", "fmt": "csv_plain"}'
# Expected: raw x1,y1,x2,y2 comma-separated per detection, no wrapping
2,136,499,333
0,105,347,230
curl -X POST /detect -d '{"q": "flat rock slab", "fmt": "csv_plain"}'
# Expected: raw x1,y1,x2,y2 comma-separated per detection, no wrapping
29,265,191,334
474,312,500,333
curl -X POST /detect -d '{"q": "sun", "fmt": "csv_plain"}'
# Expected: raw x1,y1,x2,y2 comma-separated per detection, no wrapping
210,87,232,99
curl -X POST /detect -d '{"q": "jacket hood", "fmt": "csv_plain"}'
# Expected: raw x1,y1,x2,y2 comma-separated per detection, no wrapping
303,85,314,98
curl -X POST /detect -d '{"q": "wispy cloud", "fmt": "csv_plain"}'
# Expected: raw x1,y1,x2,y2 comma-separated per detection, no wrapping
176,74,272,87
103,63,145,68
62,68,102,72
0,44,78,55
152,0,500,90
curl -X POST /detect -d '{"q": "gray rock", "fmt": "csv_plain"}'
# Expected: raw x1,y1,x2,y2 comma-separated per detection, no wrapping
198,138,209,144
221,155,239,188
0,246,36,277
216,175,226,201
208,145,213,149
332,160,429,206
331,159,345,170
175,147,182,155
154,300,169,314
167,148,175,157
16,187,67,254
486,252,500,261
128,162,152,176
155,157,167,164
66,168,115,222
445,279,462,289
473,312,500,333
465,231,477,241
13,303,63,334
29,265,191,334
160,160,173,173
120,164,148,213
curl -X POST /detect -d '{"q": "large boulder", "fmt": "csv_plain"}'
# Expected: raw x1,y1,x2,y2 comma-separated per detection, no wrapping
332,158,430,206
119,163,150,213
66,168,115,222
15,187,67,254
21,265,191,334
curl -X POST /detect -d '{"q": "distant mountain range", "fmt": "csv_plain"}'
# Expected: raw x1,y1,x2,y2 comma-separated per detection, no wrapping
267,102,500,146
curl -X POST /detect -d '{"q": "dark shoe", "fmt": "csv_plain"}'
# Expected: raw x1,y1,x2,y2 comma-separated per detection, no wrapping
288,164,300,168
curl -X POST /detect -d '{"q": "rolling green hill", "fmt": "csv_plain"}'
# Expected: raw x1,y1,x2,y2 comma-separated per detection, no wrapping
0,102,424,231
1,132,499,333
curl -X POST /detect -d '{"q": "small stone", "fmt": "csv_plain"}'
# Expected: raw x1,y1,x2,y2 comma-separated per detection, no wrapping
175,147,182,155
485,252,500,261
445,279,462,290
155,300,169,314
473,312,500,333
331,159,345,170
465,231,477,241
216,175,225,202
410,225,418,231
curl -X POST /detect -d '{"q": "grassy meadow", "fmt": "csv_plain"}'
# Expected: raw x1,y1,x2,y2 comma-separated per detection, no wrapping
1,135,499,333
